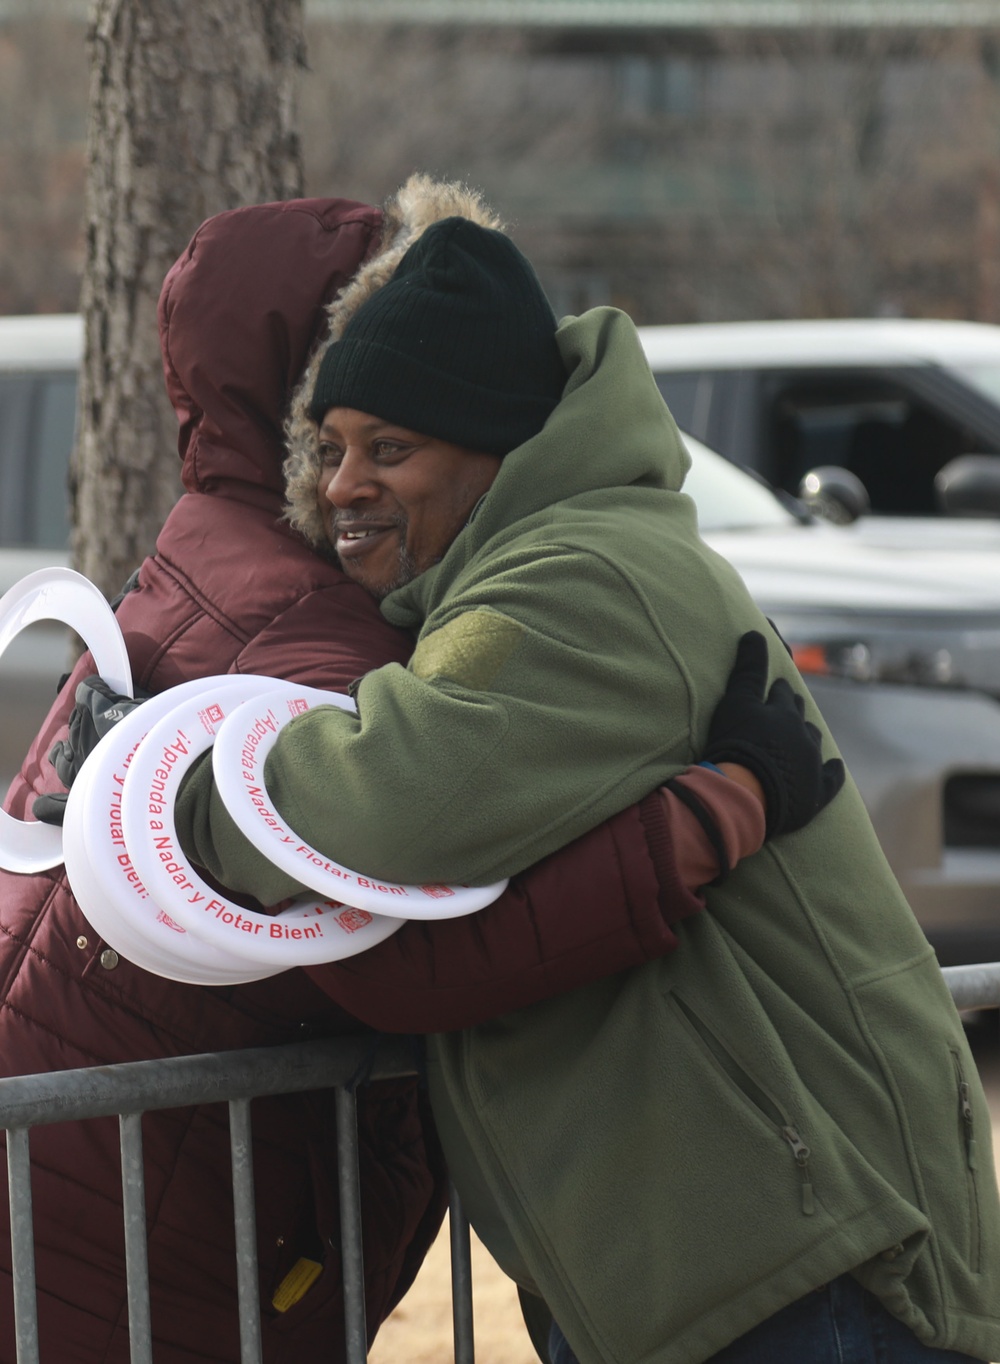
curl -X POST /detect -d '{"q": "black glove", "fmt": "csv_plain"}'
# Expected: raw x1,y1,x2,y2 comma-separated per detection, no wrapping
704,631,845,838
33,676,149,826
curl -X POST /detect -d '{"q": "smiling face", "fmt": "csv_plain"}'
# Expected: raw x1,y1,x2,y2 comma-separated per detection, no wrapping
316,407,503,599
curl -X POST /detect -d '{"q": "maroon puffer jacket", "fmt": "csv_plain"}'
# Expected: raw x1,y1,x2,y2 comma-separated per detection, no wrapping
0,196,699,1363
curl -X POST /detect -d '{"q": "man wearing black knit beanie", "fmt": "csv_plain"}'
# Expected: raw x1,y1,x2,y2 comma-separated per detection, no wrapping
304,215,566,599
172,204,997,1364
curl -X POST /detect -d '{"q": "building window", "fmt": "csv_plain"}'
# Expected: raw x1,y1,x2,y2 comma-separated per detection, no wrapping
617,55,703,119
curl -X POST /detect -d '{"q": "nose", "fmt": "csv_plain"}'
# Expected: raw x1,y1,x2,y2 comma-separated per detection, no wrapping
323,449,379,509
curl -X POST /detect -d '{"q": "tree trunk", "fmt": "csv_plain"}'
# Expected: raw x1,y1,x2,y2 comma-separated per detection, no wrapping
73,0,305,597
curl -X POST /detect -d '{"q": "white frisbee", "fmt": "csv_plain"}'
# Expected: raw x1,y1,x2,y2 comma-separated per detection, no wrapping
0,567,133,874
63,744,288,985
62,675,289,984
119,679,404,968
211,682,509,920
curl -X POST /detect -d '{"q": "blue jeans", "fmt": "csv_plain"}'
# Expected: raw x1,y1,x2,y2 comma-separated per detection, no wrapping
547,1274,987,1364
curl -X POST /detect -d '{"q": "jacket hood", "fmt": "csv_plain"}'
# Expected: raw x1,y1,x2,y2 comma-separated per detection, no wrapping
158,196,382,498
468,305,688,528
382,306,690,628
283,174,504,544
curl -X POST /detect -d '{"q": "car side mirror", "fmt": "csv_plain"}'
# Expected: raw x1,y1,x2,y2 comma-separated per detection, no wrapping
935,455,1000,517
797,466,871,525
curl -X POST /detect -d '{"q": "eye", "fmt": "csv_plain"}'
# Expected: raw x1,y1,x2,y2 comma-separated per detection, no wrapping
318,441,343,468
372,439,411,462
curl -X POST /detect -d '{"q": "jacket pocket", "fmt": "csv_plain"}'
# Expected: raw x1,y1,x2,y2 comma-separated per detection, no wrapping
951,1048,982,1274
853,950,995,1289
669,992,816,1216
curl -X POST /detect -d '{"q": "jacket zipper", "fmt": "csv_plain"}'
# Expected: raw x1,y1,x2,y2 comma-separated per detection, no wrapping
780,1126,815,1216
671,994,815,1215
951,1050,982,1272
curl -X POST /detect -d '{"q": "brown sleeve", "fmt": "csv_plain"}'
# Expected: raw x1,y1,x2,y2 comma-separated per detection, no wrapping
305,795,705,1033
663,765,766,889
304,770,766,1034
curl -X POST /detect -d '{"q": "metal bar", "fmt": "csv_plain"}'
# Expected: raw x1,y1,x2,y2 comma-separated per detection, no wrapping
6,1128,38,1364
229,1098,263,1364
0,1036,417,1131
0,969,992,1126
119,1113,153,1364
449,1184,475,1364
335,1086,367,1364
940,962,1000,1011
5,0,1000,25
303,0,1000,28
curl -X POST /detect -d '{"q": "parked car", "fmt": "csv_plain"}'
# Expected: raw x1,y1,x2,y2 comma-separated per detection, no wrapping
684,433,1000,966
3,314,1000,966
0,314,77,788
640,318,1000,518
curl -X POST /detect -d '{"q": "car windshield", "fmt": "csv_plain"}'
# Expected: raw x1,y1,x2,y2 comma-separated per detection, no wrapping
681,434,799,532
950,362,1000,407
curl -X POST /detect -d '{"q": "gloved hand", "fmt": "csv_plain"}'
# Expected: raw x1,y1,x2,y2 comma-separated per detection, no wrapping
704,631,845,838
33,676,149,826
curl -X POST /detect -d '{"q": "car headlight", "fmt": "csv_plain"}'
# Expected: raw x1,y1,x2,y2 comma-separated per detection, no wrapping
766,612,1000,694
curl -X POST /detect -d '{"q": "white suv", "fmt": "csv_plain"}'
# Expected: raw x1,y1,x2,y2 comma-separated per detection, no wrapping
640,318,1000,517
639,319,1000,967
0,314,78,787
0,313,79,560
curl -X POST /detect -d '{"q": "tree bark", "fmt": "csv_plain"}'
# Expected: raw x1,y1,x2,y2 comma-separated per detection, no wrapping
73,0,305,596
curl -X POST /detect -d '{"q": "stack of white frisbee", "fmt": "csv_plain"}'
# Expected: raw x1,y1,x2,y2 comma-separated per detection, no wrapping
0,568,507,984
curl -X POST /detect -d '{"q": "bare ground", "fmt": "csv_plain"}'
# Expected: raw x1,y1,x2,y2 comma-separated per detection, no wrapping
369,1221,537,1364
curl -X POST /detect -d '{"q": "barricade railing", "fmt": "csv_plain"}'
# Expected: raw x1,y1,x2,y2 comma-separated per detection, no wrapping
940,961,1000,1010
0,1034,475,1364
2,962,999,1364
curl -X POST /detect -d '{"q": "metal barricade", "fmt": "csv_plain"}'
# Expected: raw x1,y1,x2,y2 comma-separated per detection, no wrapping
2,962,1000,1363
940,961,1000,1010
0,1034,476,1364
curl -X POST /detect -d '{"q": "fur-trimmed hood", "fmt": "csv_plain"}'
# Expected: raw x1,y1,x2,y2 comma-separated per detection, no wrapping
283,173,504,545
157,197,382,500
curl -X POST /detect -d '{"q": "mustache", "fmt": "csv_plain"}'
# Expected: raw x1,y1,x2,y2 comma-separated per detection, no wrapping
330,510,407,532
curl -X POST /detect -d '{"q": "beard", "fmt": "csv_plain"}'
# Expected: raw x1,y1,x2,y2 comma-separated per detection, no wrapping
326,509,417,599
369,541,418,599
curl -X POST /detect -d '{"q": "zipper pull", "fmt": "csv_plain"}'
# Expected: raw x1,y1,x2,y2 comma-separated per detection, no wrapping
782,1125,815,1215
960,1082,978,1171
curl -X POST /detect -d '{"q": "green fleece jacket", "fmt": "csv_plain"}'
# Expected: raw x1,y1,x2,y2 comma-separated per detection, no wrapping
177,308,1000,1364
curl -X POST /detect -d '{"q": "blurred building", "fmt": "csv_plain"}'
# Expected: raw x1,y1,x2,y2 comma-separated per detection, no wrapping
304,0,1000,323
7,0,1000,321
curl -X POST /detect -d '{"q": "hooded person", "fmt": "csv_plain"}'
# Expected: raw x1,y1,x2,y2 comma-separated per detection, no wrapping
0,177,804,1363
0,191,446,1364
170,215,1000,1364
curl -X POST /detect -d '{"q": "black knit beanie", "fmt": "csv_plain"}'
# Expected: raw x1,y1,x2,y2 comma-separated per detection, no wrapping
308,217,566,457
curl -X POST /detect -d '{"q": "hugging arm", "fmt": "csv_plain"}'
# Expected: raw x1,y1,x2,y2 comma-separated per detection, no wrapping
303,767,764,1032
42,631,840,1032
